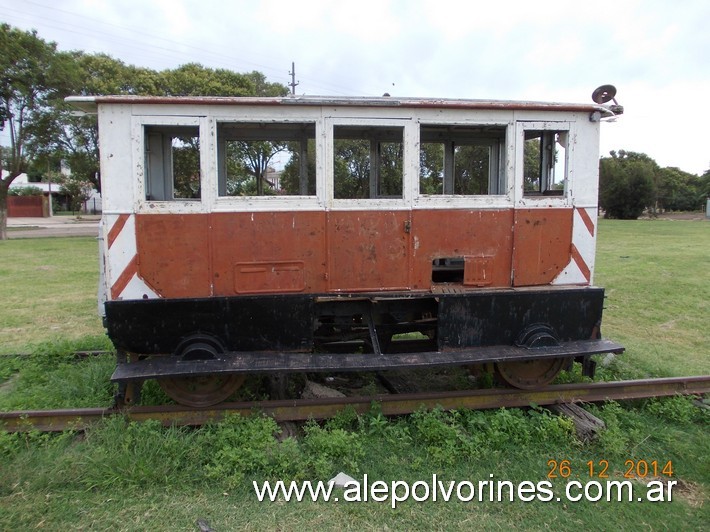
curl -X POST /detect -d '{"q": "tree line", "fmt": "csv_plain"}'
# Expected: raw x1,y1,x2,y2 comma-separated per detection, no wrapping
600,150,710,219
0,23,288,239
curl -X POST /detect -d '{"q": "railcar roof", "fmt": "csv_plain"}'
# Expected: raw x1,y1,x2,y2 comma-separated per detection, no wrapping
65,94,609,115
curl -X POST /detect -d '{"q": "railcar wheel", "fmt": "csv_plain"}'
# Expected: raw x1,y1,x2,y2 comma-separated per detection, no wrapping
495,357,566,389
159,373,245,408
157,334,245,407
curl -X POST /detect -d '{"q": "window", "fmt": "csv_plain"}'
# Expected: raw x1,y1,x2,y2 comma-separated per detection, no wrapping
523,130,567,196
333,125,404,199
420,125,505,195
217,122,316,197
145,125,201,201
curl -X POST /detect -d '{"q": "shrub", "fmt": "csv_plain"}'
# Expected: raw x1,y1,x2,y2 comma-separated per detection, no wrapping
8,185,43,196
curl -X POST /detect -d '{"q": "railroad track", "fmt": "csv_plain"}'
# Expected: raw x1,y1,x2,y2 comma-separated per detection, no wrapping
1,375,708,433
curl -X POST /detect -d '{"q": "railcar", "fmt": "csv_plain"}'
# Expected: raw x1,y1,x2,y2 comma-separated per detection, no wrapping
68,92,624,407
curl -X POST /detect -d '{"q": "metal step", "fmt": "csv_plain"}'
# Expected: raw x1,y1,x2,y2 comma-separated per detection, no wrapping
111,339,624,382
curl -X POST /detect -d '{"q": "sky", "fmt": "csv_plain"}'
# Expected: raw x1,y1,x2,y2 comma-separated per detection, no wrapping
1,0,708,175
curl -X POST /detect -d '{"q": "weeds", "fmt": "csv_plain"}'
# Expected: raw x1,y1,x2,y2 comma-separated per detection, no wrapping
205,414,296,488
0,339,115,410
644,395,708,425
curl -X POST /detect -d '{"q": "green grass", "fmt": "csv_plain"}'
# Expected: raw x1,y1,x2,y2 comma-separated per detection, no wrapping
595,219,710,377
0,221,709,530
0,403,707,530
0,237,105,355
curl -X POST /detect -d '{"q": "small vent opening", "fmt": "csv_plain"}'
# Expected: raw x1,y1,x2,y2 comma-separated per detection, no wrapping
432,257,464,283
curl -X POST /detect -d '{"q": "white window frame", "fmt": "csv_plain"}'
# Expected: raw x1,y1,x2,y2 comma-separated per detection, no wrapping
515,121,573,208
210,117,324,212
413,120,515,210
133,115,209,214
325,117,415,211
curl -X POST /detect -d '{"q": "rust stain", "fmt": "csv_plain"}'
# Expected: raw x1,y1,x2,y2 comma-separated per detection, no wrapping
211,211,327,295
234,261,306,293
327,211,410,291
411,209,514,289
131,208,574,297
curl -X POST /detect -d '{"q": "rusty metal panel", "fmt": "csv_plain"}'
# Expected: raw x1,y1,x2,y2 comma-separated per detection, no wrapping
463,256,494,286
234,261,305,293
512,209,573,286
410,209,514,289
211,211,327,296
327,211,410,291
135,214,212,298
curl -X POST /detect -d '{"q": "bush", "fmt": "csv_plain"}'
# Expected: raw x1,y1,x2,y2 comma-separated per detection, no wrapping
8,185,43,196
599,151,656,219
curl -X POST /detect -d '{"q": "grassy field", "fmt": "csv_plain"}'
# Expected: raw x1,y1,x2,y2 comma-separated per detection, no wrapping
0,237,106,355
0,220,708,530
595,219,709,377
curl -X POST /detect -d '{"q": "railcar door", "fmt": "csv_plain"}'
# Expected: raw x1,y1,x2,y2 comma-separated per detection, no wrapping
512,122,573,286
327,210,410,291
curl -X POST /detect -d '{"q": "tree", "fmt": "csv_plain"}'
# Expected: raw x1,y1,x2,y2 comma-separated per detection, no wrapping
280,140,316,195
58,172,93,214
157,64,287,98
700,169,710,201
27,53,161,194
0,24,77,239
227,141,286,196
419,143,443,194
28,57,289,201
599,150,658,219
656,167,703,211
333,139,371,198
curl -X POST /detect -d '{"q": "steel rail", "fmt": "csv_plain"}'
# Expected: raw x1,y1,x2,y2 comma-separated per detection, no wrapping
1,376,708,433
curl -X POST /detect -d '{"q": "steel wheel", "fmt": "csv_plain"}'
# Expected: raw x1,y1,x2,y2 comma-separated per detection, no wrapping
496,358,566,389
159,373,245,407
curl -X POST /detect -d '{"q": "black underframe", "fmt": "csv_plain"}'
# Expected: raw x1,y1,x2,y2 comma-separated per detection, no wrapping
106,287,623,381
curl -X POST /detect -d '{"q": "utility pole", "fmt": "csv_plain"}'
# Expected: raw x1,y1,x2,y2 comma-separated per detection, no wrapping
288,62,299,95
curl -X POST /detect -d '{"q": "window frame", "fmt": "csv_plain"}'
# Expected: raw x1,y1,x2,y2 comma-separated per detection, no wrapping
515,121,572,207
209,117,323,212
133,115,208,214
214,120,319,201
325,117,415,211
414,120,514,209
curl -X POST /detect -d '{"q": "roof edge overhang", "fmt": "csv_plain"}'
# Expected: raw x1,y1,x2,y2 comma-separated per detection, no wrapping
65,94,610,115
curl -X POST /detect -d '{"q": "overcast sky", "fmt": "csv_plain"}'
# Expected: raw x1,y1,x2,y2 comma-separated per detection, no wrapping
2,0,708,174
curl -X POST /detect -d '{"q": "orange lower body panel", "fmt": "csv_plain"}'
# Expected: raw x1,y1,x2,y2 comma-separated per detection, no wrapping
133,208,574,298
512,209,574,286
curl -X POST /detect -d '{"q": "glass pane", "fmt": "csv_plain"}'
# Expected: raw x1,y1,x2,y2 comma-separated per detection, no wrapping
524,130,567,196
171,135,200,199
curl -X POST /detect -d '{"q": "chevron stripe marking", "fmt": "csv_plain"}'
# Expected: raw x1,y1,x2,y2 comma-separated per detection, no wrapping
110,254,138,299
108,214,130,249
576,207,595,237
570,243,591,282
